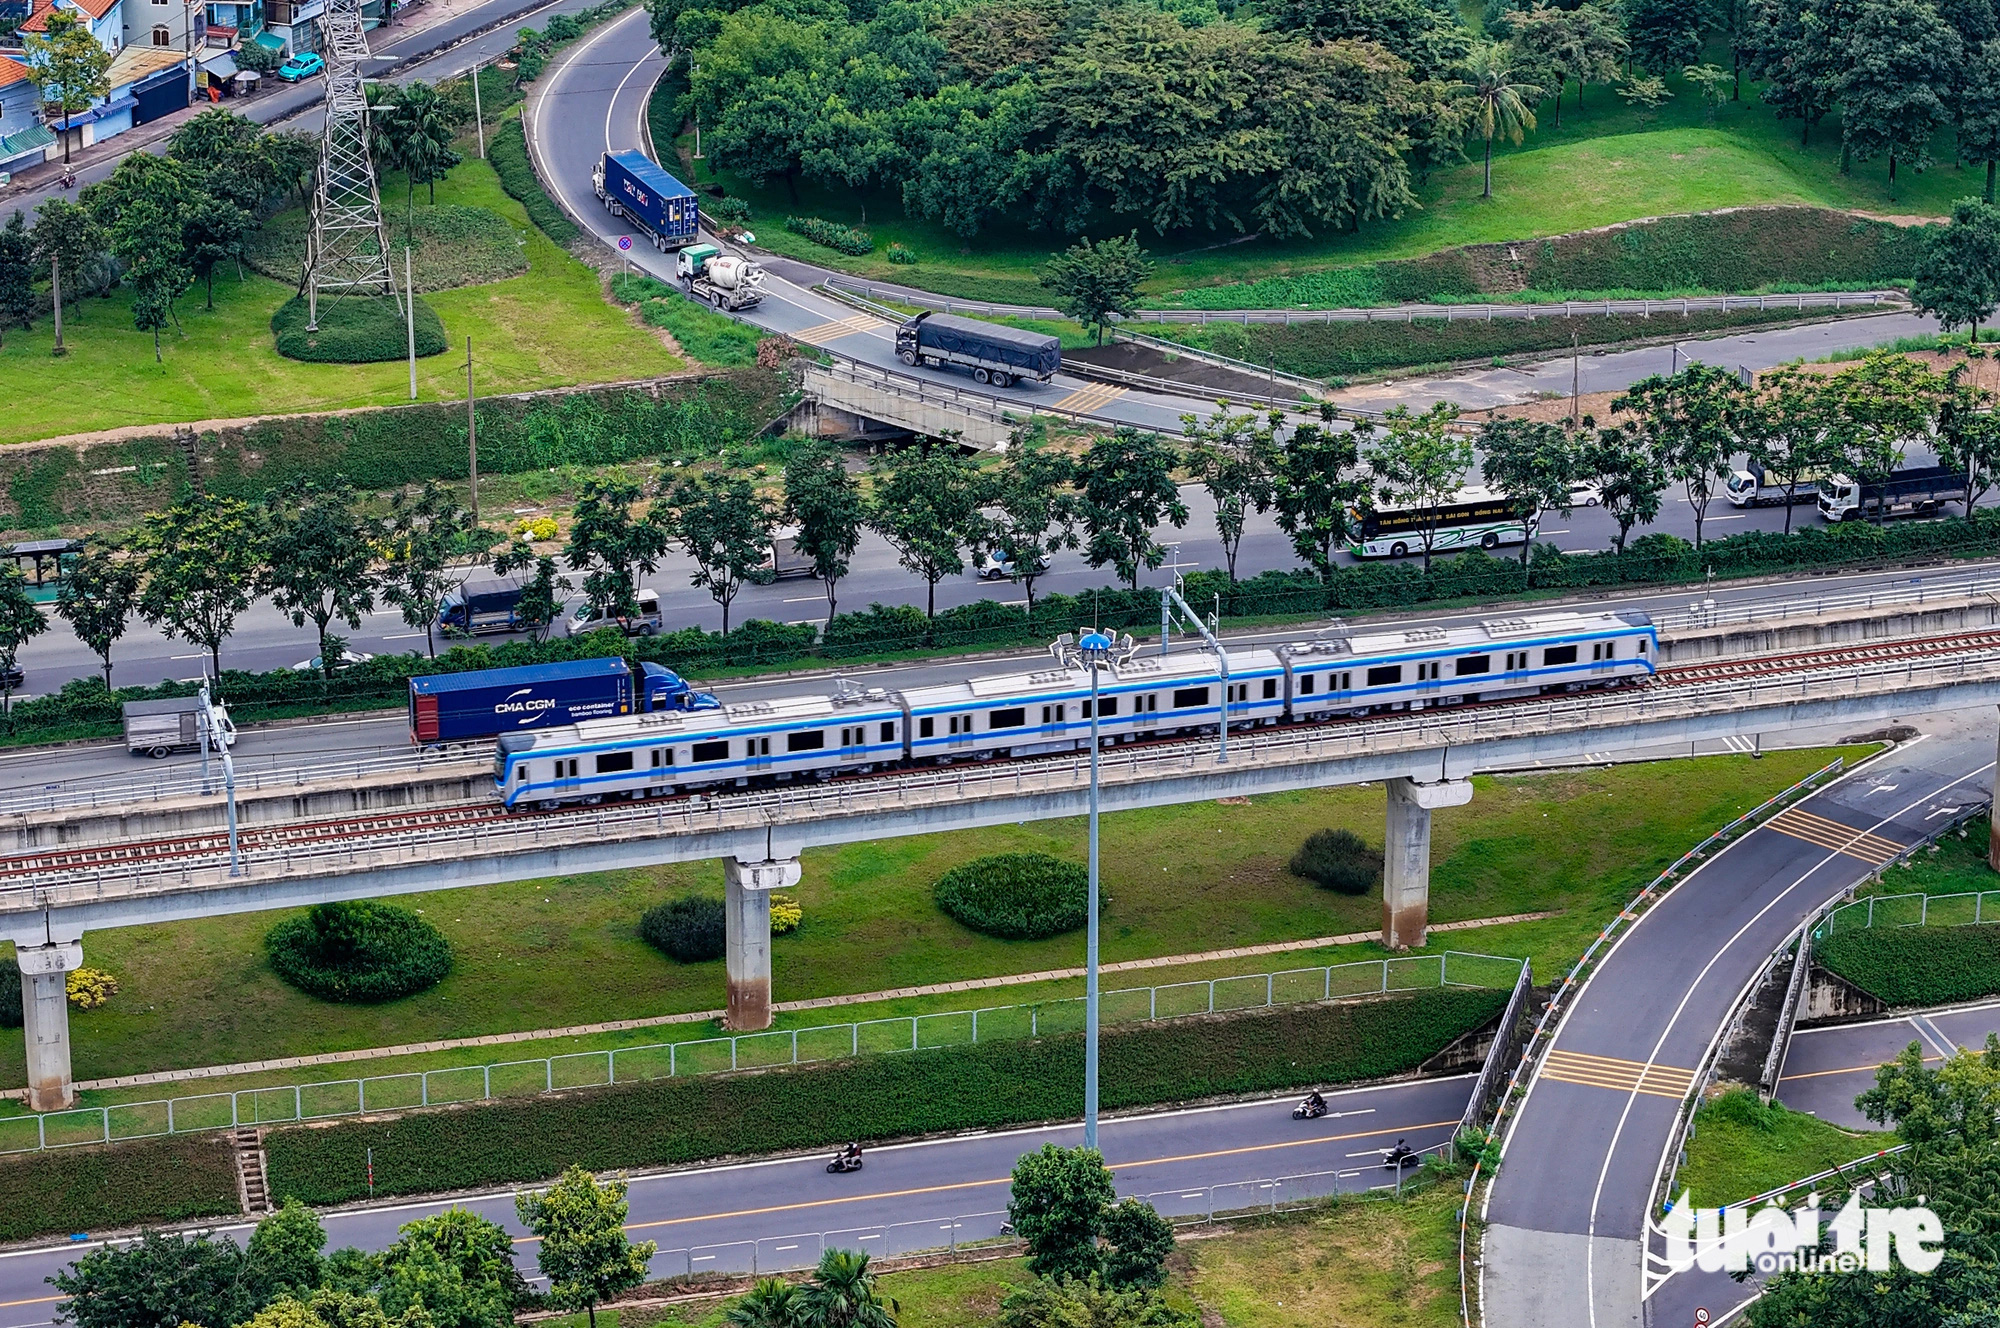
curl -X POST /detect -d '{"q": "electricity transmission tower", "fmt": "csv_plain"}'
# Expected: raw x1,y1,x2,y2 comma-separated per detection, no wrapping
299,0,393,329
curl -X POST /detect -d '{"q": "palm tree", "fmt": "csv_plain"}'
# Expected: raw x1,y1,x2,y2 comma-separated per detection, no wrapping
798,1250,898,1328
367,81,465,225
726,1277,806,1328
1459,44,1540,200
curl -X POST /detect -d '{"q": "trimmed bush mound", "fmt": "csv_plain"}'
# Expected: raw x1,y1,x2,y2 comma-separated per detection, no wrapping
272,294,448,364
935,852,1092,940
0,957,18,1028
264,988,1506,1203
491,117,580,243
786,215,874,255
639,895,726,962
1289,829,1381,895
1816,923,2000,1007
1174,303,1814,380
0,1132,240,1243
265,901,453,1003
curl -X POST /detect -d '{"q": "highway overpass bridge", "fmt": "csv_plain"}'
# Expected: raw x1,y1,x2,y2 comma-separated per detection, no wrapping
6,605,2000,1110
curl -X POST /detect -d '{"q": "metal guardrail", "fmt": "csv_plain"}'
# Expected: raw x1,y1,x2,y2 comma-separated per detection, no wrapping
0,951,1525,1154
1457,755,1847,1328
18,641,1990,903
1655,571,2000,635
1459,959,1534,1139
1759,921,1814,1103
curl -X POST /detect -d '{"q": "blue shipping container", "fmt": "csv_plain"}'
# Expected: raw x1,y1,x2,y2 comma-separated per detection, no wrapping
409,658,634,745
596,151,699,250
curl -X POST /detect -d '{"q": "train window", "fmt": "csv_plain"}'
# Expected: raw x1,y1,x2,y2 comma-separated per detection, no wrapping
755,737,772,756
880,721,896,742
990,707,1026,729
1591,642,1614,661
595,752,635,774
787,730,826,753
1299,674,1315,695
919,717,935,738
557,758,580,779
692,740,729,763
949,716,962,735
1262,678,1278,699
650,748,671,768
1366,665,1401,687
1456,655,1491,676
1544,645,1578,666
1637,638,1648,654
1172,686,1211,708
1339,672,1351,690
1082,697,1118,718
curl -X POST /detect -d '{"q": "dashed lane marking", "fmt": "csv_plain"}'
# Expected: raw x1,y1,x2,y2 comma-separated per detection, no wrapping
1763,806,1904,865
1540,1049,1696,1100
1050,382,1128,414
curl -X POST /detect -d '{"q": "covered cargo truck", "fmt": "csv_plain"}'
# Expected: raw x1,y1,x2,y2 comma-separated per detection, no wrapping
594,150,699,251
1817,465,1969,522
124,696,236,759
895,311,1060,387
408,657,718,747
437,576,550,637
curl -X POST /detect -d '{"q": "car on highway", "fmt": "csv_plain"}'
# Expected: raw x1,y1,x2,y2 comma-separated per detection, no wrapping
976,549,1047,581
276,53,325,82
290,649,375,672
1563,481,1601,508
563,589,664,638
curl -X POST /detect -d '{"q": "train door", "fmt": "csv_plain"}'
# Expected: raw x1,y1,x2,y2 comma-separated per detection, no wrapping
748,735,773,771
1134,693,1159,730
1040,702,1067,739
553,756,582,799
948,713,977,750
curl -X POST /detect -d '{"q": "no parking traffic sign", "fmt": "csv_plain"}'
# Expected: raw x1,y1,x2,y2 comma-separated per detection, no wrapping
617,236,633,251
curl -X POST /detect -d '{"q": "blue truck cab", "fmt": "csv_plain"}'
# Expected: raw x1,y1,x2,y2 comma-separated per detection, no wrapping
409,657,718,747
594,150,699,252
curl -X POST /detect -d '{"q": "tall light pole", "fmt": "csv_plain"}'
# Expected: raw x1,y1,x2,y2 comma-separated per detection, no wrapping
1057,628,1115,1148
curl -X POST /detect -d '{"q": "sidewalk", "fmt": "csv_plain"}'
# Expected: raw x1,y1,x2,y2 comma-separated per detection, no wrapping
57,910,1558,1095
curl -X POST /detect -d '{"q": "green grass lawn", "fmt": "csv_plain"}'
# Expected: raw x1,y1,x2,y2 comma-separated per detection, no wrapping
1675,1088,1896,1210
1857,815,1997,901
671,56,1974,306
0,749,1852,1093
0,158,679,447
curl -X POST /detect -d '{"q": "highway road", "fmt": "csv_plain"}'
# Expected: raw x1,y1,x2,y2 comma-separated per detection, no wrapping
1482,710,1996,1328
0,1076,1473,1328
1777,999,2000,1129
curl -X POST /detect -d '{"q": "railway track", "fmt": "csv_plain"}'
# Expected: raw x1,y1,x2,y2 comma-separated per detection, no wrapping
9,631,2000,886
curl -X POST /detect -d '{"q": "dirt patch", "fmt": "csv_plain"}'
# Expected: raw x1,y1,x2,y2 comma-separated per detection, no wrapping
1068,341,1292,400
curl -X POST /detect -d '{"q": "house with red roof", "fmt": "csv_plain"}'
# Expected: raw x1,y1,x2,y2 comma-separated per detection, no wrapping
0,53,55,176
18,0,126,55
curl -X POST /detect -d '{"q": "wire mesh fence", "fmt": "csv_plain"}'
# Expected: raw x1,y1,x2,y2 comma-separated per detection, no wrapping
0,951,1523,1156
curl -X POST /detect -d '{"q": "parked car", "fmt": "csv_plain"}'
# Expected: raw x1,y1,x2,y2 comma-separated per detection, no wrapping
276,53,325,82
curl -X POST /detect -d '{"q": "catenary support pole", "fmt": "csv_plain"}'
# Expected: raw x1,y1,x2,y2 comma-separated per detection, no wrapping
471,65,485,159
465,337,479,522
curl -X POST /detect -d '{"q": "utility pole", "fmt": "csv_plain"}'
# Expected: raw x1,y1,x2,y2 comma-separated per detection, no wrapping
404,247,416,400
1571,329,1580,426
49,257,63,356
470,62,485,159
465,337,479,523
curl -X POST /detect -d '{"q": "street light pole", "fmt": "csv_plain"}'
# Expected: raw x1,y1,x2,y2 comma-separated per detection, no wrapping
1055,628,1118,1150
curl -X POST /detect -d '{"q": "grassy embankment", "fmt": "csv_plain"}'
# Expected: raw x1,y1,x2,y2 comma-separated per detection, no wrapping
1676,1089,1896,1210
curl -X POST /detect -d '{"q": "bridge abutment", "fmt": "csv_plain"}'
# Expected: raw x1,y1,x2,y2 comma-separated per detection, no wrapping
724,856,801,1031
1382,778,1472,950
16,938,82,1112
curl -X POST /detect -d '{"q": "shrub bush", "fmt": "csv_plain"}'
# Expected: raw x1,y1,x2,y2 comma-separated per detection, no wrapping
1816,923,2000,1006
1289,829,1381,895
271,294,448,364
65,967,119,1010
265,901,453,1003
0,958,18,1029
935,853,1094,939
639,895,726,962
769,892,803,935
709,196,752,224
786,216,874,256
0,1132,240,1243
490,117,579,242
886,243,916,265
264,988,1509,1204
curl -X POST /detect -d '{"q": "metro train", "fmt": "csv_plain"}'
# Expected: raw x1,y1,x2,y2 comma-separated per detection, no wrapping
492,610,1658,810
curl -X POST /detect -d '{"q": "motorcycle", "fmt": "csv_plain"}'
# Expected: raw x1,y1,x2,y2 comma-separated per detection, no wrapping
1292,1096,1328,1120
1381,1142,1417,1169
827,1150,864,1174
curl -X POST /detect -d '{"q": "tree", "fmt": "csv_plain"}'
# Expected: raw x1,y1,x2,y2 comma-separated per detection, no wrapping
33,197,108,321
515,1167,657,1328
371,80,468,221
247,1198,329,1305
1476,416,1576,577
376,1209,525,1328
1682,62,1732,121
53,539,139,688
1008,1144,1117,1281
1457,43,1539,198
1271,408,1365,580
135,497,266,679
661,471,772,636
1611,363,1745,548
1912,198,2000,341
1958,40,2000,201
1364,401,1471,573
263,479,379,678
1099,1200,1175,1290
1739,365,1840,534
1838,0,1961,198
1182,410,1276,584
1743,0,1845,145
783,442,864,623
1936,365,2000,515
1580,422,1669,552
1825,351,1945,522
1077,428,1188,589
0,211,32,347
491,540,568,642
797,1249,897,1328
0,562,46,716
380,481,485,658
1038,233,1153,345
565,478,670,624
726,1278,807,1328
987,430,1080,615
114,201,193,361
183,194,252,310
1620,0,1706,70
22,8,110,165
998,1277,1200,1328
1505,4,1626,127
50,1230,258,1328
868,448,987,622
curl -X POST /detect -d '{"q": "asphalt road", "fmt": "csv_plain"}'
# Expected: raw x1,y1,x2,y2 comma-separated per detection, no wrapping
1482,716,1996,1328
1777,999,2000,1129
0,1076,1473,1328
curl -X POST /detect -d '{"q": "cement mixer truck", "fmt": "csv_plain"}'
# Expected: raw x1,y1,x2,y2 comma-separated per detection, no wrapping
676,243,765,312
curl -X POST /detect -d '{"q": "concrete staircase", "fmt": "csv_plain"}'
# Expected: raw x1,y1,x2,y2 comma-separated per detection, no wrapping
232,1127,271,1215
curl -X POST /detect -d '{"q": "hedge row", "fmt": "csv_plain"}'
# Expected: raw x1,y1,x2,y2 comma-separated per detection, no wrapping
490,117,580,244
270,294,449,364
264,989,1505,1204
0,1132,241,1243
1154,207,1928,311
1816,924,2000,1007
786,216,874,256
1176,303,1822,380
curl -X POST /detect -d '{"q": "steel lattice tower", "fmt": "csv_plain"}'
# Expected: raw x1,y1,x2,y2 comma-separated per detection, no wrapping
299,0,393,328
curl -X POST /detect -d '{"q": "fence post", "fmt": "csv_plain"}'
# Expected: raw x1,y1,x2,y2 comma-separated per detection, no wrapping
1869,897,1876,927
168,1098,175,1134
666,1045,672,1078
1325,967,1331,1000
1267,974,1274,1007
1150,988,1157,1020
911,1018,919,1052
421,1072,429,1107
100,1107,108,1144
295,1086,302,1121
1923,895,1930,925
793,1030,800,1064
1208,980,1216,1014
854,1023,861,1055
546,1060,553,1092
483,1067,492,1100
1031,1008,1038,1038
732,1037,739,1071
1381,959,1389,993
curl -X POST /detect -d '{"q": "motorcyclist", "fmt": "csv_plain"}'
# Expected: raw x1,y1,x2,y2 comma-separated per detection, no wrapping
1305,1090,1326,1115
1386,1138,1413,1165
843,1141,862,1164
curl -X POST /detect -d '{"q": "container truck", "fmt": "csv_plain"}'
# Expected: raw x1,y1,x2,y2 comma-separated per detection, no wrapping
1816,465,1969,522
675,243,764,312
408,657,718,747
895,311,1060,388
124,696,236,759
1725,467,1823,508
594,150,699,252
760,527,815,580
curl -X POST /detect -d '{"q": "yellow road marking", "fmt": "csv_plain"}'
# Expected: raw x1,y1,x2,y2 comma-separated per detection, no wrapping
795,313,883,344
1781,1054,1944,1083
1050,382,1128,415
1541,1049,1695,1100
1763,807,1903,865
